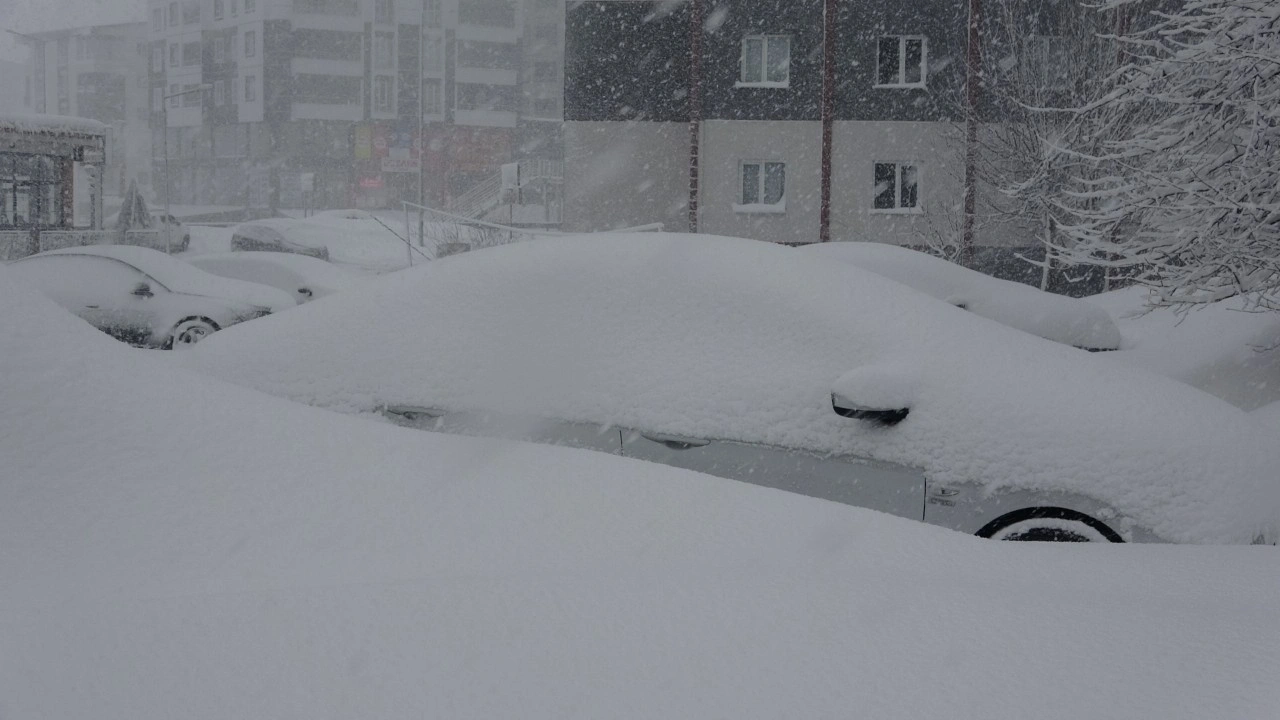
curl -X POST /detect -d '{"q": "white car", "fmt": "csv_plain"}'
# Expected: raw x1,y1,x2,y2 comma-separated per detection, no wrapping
801,241,1122,351
9,245,295,348
182,233,1275,544
188,251,366,304
105,210,191,253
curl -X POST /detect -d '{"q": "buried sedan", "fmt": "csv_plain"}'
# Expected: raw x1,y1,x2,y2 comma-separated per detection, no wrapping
9,245,295,348
180,233,1278,544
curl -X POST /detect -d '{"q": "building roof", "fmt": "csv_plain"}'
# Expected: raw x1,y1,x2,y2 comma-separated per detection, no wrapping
0,112,107,137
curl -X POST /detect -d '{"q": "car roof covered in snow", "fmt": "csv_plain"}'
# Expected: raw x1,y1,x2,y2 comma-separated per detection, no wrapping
182,233,1277,542
801,241,1122,350
20,245,295,312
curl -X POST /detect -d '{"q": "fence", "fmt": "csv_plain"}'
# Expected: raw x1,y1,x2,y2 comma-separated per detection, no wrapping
400,202,662,263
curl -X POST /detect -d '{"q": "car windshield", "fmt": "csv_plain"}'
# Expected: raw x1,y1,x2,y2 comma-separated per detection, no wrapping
3,0,1279,716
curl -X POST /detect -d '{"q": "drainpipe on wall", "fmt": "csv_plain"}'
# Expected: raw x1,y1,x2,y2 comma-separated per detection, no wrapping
819,0,836,242
688,0,703,233
961,0,982,267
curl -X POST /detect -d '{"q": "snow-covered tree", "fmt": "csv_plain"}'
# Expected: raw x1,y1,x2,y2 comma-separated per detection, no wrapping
1054,0,1280,307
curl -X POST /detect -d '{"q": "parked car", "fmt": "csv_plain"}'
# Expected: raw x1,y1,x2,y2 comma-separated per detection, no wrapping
9,245,295,348
801,241,1122,351
230,220,331,260
188,251,366,304
104,210,191,253
181,233,1276,544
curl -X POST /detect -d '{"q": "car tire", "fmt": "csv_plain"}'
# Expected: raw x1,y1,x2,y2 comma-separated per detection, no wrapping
975,507,1124,543
168,317,219,349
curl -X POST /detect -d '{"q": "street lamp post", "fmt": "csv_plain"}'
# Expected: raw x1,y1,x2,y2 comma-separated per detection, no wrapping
161,83,211,253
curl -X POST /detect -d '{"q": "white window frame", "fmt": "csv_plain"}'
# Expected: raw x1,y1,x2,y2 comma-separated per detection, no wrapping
875,35,927,89
737,34,791,88
213,37,225,63
871,161,922,213
422,78,443,115
213,79,226,105
214,0,223,20
734,159,787,213
243,74,256,102
244,30,256,58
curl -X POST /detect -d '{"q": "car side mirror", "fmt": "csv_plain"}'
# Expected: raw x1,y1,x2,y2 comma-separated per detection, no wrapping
831,393,909,426
132,282,153,298
298,287,313,298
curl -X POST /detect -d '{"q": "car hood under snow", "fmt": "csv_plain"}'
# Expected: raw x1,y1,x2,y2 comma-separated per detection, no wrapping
182,233,1279,543
802,241,1122,350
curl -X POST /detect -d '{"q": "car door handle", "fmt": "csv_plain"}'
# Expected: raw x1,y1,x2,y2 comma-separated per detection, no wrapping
639,432,711,450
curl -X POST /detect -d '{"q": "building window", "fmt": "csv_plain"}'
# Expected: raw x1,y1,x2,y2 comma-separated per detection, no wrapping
244,0,255,13
152,46,164,72
876,36,926,88
169,43,179,67
231,0,238,15
873,162,920,211
182,82,202,106
422,35,443,73
213,79,225,105
214,0,224,19
152,8,163,31
374,0,393,24
738,160,786,210
182,41,201,66
1025,35,1071,91
374,31,394,69
423,0,441,27
213,37,225,63
168,2,178,26
244,74,256,101
152,87,162,111
374,75,393,112
182,0,200,24
739,35,790,87
422,78,442,114
168,82,180,107
244,30,256,58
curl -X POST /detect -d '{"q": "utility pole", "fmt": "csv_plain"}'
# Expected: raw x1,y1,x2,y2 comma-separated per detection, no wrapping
961,0,982,267
416,0,427,247
687,0,703,233
819,0,836,242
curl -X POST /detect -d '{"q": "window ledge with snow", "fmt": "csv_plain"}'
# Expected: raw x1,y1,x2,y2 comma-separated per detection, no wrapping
870,207,923,215
873,82,927,90
734,81,790,89
733,202,787,214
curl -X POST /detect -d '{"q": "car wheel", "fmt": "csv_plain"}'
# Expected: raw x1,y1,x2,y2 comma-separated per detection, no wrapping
976,507,1124,543
168,318,219,349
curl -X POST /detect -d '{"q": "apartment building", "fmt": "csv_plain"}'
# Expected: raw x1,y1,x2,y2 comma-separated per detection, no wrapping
18,23,151,199
564,0,1046,253
146,0,565,210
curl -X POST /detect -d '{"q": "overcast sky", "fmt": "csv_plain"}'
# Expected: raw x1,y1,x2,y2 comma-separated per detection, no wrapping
1,0,146,61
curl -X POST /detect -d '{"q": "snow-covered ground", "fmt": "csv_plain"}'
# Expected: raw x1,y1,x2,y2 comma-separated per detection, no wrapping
1092,285,1280,410
2,261,1280,719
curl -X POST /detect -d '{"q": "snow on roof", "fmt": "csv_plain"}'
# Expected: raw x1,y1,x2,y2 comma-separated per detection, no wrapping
0,112,107,137
802,241,1122,350
182,233,1280,543
1,262,1279,718
26,245,296,312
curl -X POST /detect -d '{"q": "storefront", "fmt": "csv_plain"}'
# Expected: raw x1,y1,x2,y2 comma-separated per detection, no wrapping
0,113,107,259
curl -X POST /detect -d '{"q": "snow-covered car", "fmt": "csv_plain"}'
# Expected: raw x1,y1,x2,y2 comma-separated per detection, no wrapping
9,245,295,348
230,220,331,261
187,251,365,304
104,210,191,252
1088,285,1280,411
182,233,1276,544
5,258,1279,719
801,241,1122,351
230,213,414,272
